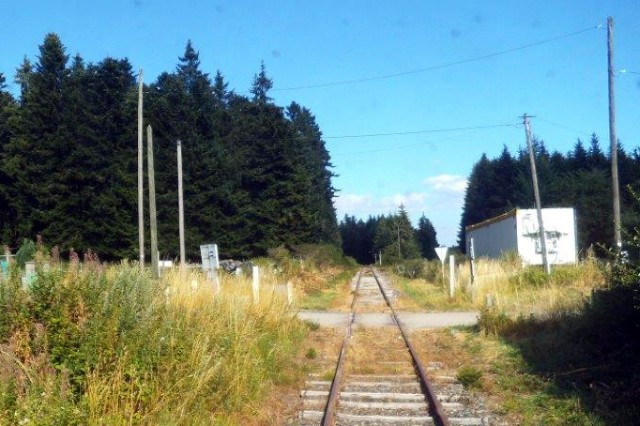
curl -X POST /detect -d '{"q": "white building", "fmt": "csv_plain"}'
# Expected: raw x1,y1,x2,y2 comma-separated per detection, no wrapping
466,208,577,265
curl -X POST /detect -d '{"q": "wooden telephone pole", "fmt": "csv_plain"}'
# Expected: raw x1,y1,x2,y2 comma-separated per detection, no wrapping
137,69,144,271
523,114,550,275
147,125,159,278
177,139,186,267
608,16,622,251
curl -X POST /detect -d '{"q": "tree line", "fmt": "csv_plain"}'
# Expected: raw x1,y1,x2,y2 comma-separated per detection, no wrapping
339,205,438,264
0,33,339,260
458,135,640,255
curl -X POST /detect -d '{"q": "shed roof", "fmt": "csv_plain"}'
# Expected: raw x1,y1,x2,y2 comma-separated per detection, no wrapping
465,208,517,232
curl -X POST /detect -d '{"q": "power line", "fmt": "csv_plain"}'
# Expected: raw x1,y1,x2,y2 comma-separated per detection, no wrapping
536,117,594,138
325,123,517,139
332,126,511,156
273,24,602,91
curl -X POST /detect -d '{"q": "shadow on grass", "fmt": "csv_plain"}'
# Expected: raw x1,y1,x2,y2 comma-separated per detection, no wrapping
486,286,640,425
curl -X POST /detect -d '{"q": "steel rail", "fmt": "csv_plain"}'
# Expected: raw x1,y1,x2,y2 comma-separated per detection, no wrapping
320,269,362,426
370,267,451,426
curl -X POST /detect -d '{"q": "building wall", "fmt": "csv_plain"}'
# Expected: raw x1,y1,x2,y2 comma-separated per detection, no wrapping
467,214,518,259
466,208,577,265
516,208,577,265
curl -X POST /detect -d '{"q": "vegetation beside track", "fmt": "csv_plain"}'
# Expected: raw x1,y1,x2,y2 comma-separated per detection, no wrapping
0,244,353,425
393,252,640,424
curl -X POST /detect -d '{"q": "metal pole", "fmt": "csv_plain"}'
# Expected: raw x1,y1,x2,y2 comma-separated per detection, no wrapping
523,114,551,274
608,16,622,251
147,125,159,278
137,69,144,271
177,139,186,267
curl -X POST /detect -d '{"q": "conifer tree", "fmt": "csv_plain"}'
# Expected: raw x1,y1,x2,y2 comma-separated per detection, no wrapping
4,33,71,245
416,214,438,259
250,61,273,105
0,73,17,242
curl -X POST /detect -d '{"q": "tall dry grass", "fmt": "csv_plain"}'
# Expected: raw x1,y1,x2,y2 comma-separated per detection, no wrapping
0,260,304,425
456,255,604,317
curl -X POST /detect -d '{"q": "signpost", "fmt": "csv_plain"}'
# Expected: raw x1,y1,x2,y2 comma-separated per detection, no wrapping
435,246,448,284
200,244,220,291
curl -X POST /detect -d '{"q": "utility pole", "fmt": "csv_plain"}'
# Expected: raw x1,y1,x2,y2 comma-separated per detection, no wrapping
147,125,159,278
397,222,401,260
608,16,622,251
177,139,186,267
523,114,551,275
137,69,144,271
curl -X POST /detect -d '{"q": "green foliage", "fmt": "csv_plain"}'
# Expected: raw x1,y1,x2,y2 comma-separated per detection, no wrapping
456,365,483,389
396,259,424,279
510,267,549,287
303,320,320,331
340,206,430,265
458,135,639,255
0,35,338,260
416,214,438,259
15,238,36,267
478,306,511,335
0,260,305,423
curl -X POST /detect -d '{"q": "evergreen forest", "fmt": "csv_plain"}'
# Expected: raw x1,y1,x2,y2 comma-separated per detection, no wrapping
0,34,339,260
339,206,438,264
458,136,640,255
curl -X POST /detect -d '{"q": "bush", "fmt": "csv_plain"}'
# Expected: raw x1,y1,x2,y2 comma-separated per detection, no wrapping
0,254,305,423
511,266,548,287
396,259,425,279
15,239,36,268
478,305,511,335
456,365,483,389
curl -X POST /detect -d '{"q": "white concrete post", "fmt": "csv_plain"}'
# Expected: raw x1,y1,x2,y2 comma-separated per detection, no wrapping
449,255,456,298
208,270,220,295
252,265,260,303
286,281,293,305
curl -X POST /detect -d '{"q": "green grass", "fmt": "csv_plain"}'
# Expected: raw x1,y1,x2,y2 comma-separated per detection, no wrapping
489,337,602,425
0,258,306,425
298,269,355,310
437,330,602,425
395,275,475,311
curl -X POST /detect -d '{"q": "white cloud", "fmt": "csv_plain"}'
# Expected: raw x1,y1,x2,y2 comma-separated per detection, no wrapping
334,193,373,211
335,191,428,221
334,178,469,246
423,174,468,194
380,192,427,209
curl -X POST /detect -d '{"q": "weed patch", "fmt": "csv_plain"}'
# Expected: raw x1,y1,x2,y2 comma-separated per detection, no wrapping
0,258,306,425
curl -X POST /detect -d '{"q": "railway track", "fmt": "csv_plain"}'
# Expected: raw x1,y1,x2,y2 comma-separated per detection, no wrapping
298,267,489,426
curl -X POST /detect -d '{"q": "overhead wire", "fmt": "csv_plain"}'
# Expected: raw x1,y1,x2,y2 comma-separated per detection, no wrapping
325,123,518,139
331,124,518,156
535,117,595,138
272,24,603,91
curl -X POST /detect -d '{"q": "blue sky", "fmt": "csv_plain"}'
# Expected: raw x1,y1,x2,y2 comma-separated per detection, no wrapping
2,1,639,246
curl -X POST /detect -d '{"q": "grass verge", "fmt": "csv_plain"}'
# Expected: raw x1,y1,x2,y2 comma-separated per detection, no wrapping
412,328,602,425
0,256,305,425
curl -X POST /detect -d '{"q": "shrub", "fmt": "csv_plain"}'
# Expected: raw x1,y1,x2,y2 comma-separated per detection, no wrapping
396,259,425,279
456,365,483,389
478,305,511,335
0,254,305,424
15,239,36,268
511,266,548,287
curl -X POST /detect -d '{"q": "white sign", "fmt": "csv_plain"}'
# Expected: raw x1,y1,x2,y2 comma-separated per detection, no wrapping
435,247,448,263
200,244,219,271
